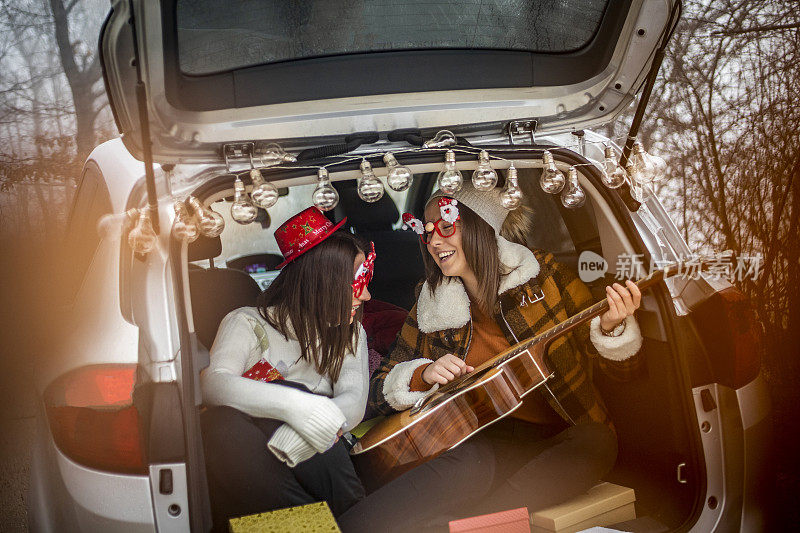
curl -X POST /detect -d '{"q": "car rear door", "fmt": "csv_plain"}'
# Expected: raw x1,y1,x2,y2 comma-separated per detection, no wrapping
100,0,679,165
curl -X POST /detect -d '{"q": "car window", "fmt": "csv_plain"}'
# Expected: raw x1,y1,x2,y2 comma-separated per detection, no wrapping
62,164,113,299
177,0,610,75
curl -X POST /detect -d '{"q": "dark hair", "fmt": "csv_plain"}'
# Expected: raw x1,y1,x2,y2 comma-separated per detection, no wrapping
257,232,364,382
421,201,501,314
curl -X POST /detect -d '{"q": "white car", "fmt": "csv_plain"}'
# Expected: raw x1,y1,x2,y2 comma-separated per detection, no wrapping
28,0,770,531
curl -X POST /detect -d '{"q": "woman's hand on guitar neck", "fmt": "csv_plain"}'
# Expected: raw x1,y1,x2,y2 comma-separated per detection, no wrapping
422,354,474,385
600,280,642,332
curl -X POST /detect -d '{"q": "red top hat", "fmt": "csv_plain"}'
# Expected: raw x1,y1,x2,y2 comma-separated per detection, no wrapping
274,207,348,268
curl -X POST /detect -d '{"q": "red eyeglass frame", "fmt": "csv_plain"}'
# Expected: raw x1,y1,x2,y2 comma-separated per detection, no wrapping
419,218,460,244
352,242,375,298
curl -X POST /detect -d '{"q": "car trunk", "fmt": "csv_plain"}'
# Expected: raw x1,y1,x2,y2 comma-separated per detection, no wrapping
171,143,707,530
99,0,713,529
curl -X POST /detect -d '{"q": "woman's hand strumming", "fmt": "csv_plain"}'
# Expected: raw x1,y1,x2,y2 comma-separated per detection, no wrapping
422,354,474,385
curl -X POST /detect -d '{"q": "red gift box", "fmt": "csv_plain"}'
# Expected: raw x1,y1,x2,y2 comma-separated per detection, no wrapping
449,507,530,533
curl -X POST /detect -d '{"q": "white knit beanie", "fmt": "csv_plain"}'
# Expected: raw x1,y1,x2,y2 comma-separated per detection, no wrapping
429,180,509,235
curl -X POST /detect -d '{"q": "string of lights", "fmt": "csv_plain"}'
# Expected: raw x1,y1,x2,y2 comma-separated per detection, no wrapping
126,130,666,254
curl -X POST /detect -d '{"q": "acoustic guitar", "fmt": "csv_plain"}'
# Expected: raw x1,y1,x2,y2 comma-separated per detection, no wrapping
351,256,721,483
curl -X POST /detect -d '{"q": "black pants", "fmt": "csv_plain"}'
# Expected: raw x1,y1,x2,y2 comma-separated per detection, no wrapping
201,405,365,531
338,420,617,533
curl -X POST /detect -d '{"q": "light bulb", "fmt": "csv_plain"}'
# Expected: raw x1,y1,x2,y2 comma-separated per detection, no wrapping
649,153,668,181
357,159,385,202
499,164,523,210
249,168,279,208
630,141,656,184
627,168,651,202
231,176,258,224
472,150,498,191
423,130,457,148
539,150,566,194
561,167,586,209
383,153,413,191
313,167,339,211
601,144,627,189
256,143,297,166
128,208,157,254
188,196,225,237
172,200,199,242
437,150,463,194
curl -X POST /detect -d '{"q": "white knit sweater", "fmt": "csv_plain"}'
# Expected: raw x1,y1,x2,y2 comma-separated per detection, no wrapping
200,307,369,466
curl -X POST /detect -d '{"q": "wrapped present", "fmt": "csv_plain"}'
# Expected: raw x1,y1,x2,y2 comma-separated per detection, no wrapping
229,501,340,532
242,358,284,383
531,482,635,533
449,507,530,532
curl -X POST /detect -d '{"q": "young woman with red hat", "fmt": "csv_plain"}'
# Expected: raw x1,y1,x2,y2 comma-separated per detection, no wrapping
340,182,644,531
200,207,374,529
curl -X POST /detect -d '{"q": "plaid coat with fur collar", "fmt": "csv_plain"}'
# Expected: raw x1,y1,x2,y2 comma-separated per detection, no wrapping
368,237,644,432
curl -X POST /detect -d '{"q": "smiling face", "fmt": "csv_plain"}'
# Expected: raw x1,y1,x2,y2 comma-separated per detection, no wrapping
351,252,371,323
424,200,472,280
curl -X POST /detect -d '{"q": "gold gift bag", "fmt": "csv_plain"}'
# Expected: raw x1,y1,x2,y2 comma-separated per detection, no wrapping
229,501,340,533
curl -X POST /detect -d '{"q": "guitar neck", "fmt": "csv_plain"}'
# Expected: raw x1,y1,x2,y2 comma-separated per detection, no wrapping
432,255,722,399
491,263,682,368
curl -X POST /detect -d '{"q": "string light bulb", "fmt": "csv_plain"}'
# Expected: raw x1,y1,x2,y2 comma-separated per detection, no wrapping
499,163,523,210
312,167,339,211
188,196,225,237
437,149,463,194
472,150,498,191
539,150,566,194
601,145,627,189
249,168,279,209
649,153,668,181
629,141,656,184
256,143,297,166
561,167,586,208
383,153,413,192
172,200,199,242
357,159,385,202
231,176,259,224
423,130,457,148
128,208,158,254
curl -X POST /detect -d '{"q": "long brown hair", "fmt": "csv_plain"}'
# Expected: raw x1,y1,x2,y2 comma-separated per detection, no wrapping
421,201,501,314
257,232,364,382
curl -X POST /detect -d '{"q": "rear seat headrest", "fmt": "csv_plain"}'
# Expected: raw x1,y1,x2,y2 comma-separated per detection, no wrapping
335,181,399,231
188,235,222,262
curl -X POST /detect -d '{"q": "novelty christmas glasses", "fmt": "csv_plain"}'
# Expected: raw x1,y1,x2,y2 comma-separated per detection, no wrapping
353,241,376,298
402,198,461,244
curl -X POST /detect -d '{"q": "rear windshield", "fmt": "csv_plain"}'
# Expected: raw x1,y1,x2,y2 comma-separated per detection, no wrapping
177,0,610,75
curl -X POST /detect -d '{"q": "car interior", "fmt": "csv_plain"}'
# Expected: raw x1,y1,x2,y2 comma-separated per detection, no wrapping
184,164,699,530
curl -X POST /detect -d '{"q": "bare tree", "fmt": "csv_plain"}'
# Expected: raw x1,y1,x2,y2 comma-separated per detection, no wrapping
47,0,105,160
608,2,800,523
0,0,108,241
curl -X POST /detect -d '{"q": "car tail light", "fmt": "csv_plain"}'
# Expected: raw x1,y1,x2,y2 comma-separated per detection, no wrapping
45,364,147,474
691,286,763,389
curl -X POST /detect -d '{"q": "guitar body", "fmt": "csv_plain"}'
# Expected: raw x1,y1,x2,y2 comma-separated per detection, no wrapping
351,343,552,484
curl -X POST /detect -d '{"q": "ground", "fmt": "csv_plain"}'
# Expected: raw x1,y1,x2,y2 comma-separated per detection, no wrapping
0,241,39,531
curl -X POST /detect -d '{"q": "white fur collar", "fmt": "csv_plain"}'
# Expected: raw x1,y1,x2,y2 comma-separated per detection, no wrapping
416,237,540,333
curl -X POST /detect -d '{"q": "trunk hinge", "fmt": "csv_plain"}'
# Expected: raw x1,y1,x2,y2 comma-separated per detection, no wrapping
223,142,255,170
618,1,683,212
504,119,538,145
